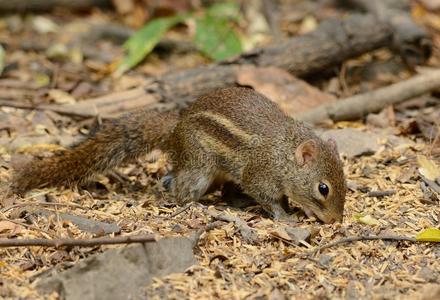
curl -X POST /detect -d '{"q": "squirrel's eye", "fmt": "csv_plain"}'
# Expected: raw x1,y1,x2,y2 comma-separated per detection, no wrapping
318,182,329,197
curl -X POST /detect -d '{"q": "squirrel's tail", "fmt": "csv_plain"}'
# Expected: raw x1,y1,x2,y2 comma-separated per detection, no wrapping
11,109,179,194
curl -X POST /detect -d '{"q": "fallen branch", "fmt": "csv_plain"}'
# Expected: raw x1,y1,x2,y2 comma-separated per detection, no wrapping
205,209,258,244
0,0,111,12
0,99,98,118
0,234,157,248
1,202,83,214
308,235,417,256
345,0,431,66
298,70,440,124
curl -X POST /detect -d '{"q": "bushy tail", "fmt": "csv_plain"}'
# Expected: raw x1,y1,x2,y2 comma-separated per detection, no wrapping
12,109,179,194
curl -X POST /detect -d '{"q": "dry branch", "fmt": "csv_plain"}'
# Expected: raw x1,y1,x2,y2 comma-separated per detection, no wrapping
0,0,111,12
298,70,440,124
308,234,417,256
0,201,83,213
162,202,194,219
0,234,157,248
345,0,431,66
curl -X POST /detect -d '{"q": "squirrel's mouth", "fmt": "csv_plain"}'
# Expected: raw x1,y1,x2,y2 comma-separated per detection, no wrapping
287,195,341,224
303,208,340,224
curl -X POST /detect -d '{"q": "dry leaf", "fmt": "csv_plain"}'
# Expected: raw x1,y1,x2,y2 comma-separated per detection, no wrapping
417,155,440,181
270,227,292,241
0,220,23,235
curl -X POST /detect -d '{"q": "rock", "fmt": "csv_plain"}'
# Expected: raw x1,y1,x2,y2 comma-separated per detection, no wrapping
37,237,196,300
320,128,381,158
320,128,415,159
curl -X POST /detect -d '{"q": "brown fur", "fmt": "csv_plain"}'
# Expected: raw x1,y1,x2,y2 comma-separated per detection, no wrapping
12,109,179,193
12,87,346,223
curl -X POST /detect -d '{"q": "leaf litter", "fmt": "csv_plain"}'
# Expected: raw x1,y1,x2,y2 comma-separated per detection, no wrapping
0,1,440,299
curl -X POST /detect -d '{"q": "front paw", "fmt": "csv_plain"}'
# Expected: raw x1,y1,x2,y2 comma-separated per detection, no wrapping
161,173,175,191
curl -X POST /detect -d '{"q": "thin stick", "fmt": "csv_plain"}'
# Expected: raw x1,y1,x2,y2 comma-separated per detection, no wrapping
164,202,194,219
191,221,224,248
366,190,396,198
308,235,417,256
1,202,83,213
0,99,98,118
298,70,440,124
0,234,157,248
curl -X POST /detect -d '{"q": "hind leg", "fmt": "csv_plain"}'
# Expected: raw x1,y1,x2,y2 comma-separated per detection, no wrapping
171,166,217,204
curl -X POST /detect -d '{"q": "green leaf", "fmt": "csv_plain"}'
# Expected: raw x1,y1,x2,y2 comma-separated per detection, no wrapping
353,214,380,226
115,14,186,75
194,14,242,61
207,2,240,20
416,228,440,242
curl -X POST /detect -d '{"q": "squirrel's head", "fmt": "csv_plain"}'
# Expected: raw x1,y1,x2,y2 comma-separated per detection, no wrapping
286,138,346,224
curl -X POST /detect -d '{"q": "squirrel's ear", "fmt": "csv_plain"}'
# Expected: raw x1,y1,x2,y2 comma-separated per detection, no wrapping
295,139,317,166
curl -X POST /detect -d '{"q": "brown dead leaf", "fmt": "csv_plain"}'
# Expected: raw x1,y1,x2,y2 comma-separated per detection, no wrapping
418,0,440,11
0,220,23,235
270,226,292,241
237,67,336,115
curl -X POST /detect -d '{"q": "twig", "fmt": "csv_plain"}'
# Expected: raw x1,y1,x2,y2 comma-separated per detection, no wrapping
298,70,440,124
420,175,440,194
366,190,396,197
1,202,83,214
0,0,111,12
205,209,258,244
308,235,417,256
0,99,98,118
191,220,224,248
0,234,157,248
163,202,194,219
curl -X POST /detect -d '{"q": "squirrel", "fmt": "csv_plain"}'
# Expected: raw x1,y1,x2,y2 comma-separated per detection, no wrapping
11,87,346,223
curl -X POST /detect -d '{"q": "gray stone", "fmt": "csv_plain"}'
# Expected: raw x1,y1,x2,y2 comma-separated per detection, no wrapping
37,237,196,300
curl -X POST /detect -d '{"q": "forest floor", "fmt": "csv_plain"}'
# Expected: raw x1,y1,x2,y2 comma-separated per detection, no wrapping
0,1,440,299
